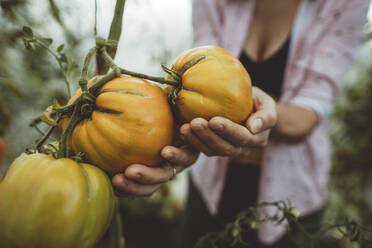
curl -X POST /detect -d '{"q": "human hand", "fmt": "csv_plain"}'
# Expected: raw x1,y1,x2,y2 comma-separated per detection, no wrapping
112,144,199,197
179,86,277,160
111,87,275,197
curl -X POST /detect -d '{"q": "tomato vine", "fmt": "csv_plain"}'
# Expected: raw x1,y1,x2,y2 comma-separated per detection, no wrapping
195,201,372,248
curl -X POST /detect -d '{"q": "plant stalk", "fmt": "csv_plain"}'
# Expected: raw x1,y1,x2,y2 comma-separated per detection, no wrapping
97,0,126,74
89,70,120,95
37,41,72,98
79,47,97,92
120,67,179,86
100,47,179,86
35,118,60,151
58,105,80,158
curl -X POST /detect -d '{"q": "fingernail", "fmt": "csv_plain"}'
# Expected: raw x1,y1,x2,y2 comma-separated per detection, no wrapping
180,126,188,135
251,118,263,133
194,123,205,131
164,149,174,159
214,124,224,132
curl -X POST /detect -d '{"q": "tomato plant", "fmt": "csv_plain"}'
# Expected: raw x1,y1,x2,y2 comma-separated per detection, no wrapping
0,153,115,248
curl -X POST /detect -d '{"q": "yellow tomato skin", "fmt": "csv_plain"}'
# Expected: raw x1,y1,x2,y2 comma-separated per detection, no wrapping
170,45,253,123
64,75,174,174
0,153,115,248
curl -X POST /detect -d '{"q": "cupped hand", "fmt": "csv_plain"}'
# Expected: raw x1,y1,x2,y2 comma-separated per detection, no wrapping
112,144,199,197
112,86,276,197
179,86,277,159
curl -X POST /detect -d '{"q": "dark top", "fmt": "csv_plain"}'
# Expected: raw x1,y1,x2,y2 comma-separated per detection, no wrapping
217,37,290,223
240,38,290,99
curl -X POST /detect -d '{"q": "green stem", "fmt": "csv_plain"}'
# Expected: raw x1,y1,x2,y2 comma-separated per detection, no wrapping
97,0,126,74
94,0,98,36
58,105,80,158
120,67,179,86
54,70,118,116
79,47,97,92
54,100,76,114
33,125,45,136
101,46,120,71
36,126,56,151
37,40,72,98
35,117,61,151
100,41,180,87
89,70,120,95
161,64,181,82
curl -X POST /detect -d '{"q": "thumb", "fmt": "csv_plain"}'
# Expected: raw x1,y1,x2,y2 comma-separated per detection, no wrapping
246,87,277,134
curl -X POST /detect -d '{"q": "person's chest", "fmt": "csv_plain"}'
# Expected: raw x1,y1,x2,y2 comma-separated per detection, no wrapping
244,0,300,62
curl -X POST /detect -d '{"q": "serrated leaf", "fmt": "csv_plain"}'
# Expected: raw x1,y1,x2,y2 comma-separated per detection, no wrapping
57,44,65,53
22,26,34,39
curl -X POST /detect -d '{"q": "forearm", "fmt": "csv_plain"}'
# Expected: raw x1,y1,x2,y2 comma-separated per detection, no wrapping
272,103,319,142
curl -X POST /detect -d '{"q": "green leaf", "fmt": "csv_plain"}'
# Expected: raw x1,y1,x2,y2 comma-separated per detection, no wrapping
67,61,78,77
59,53,68,64
53,98,60,108
40,37,53,47
24,40,35,51
22,26,34,40
57,44,65,53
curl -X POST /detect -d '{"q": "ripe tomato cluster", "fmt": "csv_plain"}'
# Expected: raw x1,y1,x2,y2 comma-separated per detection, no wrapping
0,46,253,248
65,46,253,174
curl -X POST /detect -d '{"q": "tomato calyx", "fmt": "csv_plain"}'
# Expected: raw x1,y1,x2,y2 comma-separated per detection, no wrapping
162,55,207,106
178,55,207,75
79,91,96,119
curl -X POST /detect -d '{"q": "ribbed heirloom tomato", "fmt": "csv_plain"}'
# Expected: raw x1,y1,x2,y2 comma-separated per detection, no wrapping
168,45,253,123
0,153,115,248
63,75,174,174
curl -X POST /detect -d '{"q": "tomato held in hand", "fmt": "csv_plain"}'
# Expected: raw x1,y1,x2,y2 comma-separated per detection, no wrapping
168,45,253,123
63,75,174,174
0,153,115,248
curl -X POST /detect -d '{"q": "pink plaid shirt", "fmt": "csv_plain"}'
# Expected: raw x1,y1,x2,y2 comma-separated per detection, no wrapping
190,0,369,244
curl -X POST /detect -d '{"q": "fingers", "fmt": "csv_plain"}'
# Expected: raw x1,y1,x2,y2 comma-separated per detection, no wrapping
122,144,198,185
247,87,277,134
112,173,162,197
180,123,216,156
124,162,176,185
188,118,243,156
161,145,199,169
209,117,257,147
113,144,199,197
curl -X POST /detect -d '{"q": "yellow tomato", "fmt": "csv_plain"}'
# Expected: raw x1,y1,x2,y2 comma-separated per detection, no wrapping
169,45,253,123
0,153,115,248
64,75,174,174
